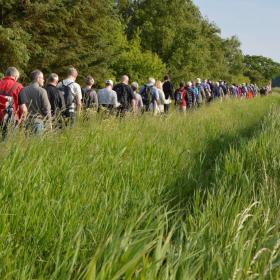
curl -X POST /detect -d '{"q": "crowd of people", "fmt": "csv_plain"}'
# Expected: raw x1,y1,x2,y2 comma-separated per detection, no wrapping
0,66,271,139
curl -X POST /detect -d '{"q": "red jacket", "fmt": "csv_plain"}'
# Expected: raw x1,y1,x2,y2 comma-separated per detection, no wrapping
0,76,23,120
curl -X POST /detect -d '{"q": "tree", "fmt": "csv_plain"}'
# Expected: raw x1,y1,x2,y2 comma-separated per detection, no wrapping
112,32,166,84
0,0,127,82
244,55,280,85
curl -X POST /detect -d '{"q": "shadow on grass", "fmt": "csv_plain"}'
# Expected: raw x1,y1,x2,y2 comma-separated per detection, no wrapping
163,115,266,211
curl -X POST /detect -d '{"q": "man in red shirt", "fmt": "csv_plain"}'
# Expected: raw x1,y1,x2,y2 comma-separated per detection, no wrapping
0,67,26,138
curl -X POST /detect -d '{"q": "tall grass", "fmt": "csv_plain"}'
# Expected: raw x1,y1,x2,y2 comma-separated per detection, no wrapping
1,96,280,279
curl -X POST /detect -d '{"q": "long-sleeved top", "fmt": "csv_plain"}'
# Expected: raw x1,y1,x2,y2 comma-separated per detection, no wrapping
162,80,174,100
19,82,51,121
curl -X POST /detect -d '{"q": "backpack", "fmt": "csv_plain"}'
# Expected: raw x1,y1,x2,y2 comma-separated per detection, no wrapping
0,82,18,125
141,85,153,106
58,81,74,113
175,89,183,103
82,88,95,108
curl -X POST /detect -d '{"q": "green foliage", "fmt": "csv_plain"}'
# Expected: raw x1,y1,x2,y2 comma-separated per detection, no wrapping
0,0,279,85
0,26,30,77
112,33,166,84
244,55,280,85
1,96,280,278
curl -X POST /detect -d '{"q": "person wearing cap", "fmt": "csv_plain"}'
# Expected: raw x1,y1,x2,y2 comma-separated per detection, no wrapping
97,80,120,112
139,78,159,112
131,82,143,113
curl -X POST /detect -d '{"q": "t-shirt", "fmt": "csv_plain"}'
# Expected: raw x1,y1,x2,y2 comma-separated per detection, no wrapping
82,87,98,108
57,79,82,111
97,88,119,108
19,82,51,120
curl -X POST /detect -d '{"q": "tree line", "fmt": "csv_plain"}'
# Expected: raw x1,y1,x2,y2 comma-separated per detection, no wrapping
0,0,280,86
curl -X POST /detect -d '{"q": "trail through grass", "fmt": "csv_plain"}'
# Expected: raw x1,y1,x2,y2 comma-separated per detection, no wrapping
1,96,280,279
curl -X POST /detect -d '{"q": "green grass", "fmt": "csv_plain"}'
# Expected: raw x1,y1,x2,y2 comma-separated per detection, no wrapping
1,95,280,279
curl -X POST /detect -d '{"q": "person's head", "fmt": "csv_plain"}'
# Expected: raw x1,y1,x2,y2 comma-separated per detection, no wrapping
5,67,20,81
85,75,95,87
196,78,201,84
187,81,192,87
156,80,162,90
148,77,155,86
179,81,185,88
216,82,220,86
121,75,129,85
31,70,44,87
131,82,139,92
105,80,113,88
47,73,59,86
67,67,78,81
164,75,170,81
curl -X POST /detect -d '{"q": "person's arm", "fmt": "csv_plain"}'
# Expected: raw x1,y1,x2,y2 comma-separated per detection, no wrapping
75,84,82,114
18,90,28,125
41,90,52,130
93,91,99,109
154,88,160,105
18,104,28,125
112,92,119,108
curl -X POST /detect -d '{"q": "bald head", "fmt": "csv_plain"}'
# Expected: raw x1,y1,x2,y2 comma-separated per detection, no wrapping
121,75,129,85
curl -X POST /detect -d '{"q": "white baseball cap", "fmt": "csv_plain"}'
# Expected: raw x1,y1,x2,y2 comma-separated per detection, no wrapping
105,80,113,86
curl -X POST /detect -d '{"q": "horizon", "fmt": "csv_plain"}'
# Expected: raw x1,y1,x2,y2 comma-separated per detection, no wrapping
193,0,280,63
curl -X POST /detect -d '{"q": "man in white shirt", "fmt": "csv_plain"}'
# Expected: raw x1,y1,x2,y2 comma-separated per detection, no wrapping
57,67,82,124
98,80,120,111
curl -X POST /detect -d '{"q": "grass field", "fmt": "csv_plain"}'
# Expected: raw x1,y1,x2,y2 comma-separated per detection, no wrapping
1,95,280,279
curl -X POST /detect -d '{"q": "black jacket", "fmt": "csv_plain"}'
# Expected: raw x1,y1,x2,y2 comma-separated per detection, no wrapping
45,84,65,117
162,80,174,100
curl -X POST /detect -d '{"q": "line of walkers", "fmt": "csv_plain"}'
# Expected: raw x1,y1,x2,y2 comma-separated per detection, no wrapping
0,66,270,139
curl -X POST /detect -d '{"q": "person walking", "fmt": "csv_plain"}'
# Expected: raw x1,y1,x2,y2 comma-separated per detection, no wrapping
131,82,143,113
139,78,159,113
19,70,51,134
162,75,173,113
45,73,65,118
156,80,166,114
0,67,26,139
57,67,82,125
82,76,98,110
98,80,120,112
113,75,135,116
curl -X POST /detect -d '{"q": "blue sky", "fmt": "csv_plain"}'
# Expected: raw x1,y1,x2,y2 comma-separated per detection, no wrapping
192,0,280,62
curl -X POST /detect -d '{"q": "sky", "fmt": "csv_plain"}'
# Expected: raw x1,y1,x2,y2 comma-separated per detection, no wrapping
192,0,280,62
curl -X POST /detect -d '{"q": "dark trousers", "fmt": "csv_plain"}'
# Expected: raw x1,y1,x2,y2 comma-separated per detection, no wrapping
164,104,170,113
63,111,75,127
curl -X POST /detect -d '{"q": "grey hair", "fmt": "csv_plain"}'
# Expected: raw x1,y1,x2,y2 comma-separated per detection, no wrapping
67,67,77,76
5,67,20,80
47,73,59,84
30,70,43,82
148,77,155,85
